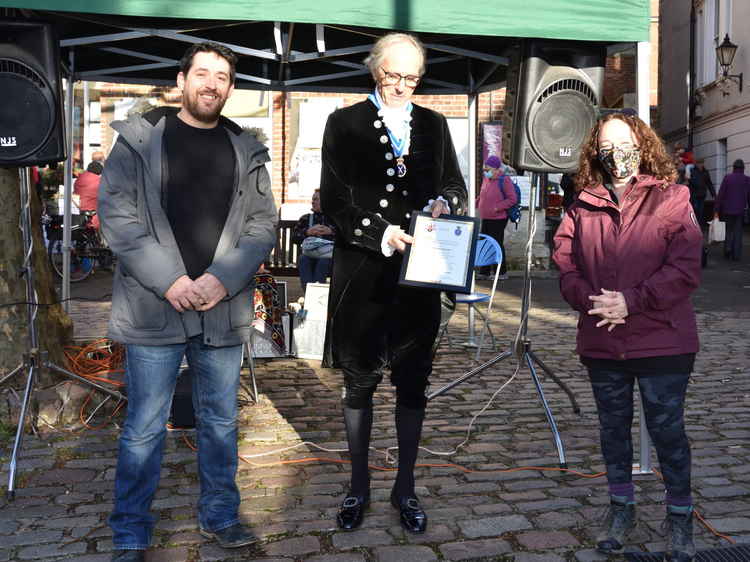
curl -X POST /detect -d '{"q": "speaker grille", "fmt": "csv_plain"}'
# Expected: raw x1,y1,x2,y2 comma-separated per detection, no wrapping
0,58,47,90
0,57,55,163
527,83,598,171
537,78,597,105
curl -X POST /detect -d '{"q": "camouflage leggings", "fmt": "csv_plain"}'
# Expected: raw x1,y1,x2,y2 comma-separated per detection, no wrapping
588,369,692,499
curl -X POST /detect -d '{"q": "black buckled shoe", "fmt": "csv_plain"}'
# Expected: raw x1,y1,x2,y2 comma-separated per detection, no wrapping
200,523,258,548
111,550,145,562
391,493,427,534
337,495,368,530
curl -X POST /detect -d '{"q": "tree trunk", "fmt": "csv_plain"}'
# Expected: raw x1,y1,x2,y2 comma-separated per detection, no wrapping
0,167,73,388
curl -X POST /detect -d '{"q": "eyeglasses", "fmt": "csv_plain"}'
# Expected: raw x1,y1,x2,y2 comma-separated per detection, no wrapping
380,67,421,88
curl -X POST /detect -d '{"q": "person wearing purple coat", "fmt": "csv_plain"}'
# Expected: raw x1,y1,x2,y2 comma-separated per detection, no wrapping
553,113,702,561
715,159,750,261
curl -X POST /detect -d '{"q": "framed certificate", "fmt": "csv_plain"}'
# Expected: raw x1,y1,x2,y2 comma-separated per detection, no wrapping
399,212,480,293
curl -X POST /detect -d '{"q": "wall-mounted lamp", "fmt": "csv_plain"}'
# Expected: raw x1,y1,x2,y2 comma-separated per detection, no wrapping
716,34,743,95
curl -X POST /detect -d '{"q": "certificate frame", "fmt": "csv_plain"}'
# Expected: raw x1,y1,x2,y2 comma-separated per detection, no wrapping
398,212,481,294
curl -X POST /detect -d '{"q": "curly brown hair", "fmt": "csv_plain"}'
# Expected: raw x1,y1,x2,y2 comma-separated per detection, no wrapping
574,113,677,190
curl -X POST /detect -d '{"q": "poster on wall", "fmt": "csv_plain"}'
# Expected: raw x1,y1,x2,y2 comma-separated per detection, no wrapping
481,122,502,165
287,98,343,202
298,98,342,149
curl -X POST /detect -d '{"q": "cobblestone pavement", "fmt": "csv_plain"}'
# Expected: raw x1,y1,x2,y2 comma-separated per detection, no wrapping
1,247,749,561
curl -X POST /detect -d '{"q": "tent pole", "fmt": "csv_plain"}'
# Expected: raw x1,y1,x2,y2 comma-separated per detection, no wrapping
466,91,478,346
62,50,75,313
633,40,653,475
82,80,90,167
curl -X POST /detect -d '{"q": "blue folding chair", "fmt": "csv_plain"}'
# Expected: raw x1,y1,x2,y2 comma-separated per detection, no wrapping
455,234,503,359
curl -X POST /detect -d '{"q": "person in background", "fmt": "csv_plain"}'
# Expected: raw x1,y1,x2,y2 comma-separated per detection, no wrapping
560,172,577,210
99,42,277,562
74,160,104,229
553,112,702,561
715,159,750,261
291,189,336,292
92,150,106,163
476,155,517,280
687,158,715,226
320,32,466,535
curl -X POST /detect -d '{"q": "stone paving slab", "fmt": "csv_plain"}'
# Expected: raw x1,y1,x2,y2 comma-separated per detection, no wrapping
2,261,749,560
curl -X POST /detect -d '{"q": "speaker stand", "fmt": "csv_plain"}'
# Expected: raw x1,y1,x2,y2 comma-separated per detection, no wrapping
1,168,127,501
428,172,580,469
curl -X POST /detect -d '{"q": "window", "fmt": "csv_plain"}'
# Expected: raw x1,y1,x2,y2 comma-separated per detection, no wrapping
716,138,727,186
695,0,719,87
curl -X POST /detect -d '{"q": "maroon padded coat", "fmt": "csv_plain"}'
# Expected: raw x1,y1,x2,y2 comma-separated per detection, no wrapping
552,175,702,361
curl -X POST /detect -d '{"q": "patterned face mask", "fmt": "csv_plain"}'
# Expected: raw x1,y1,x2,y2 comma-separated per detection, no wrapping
598,145,641,179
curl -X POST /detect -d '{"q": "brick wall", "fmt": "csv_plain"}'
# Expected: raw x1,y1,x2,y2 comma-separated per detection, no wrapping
603,54,636,108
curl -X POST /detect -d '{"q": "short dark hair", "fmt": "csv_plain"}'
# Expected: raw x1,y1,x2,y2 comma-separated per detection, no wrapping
179,42,238,83
733,158,745,170
87,161,103,175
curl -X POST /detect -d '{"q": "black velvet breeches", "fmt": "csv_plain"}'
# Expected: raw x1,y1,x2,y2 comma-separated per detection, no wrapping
337,286,441,410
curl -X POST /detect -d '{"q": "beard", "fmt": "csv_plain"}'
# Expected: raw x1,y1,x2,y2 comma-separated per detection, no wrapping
182,88,228,124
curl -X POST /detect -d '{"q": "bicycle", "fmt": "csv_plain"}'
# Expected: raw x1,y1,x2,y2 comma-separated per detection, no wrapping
45,211,114,282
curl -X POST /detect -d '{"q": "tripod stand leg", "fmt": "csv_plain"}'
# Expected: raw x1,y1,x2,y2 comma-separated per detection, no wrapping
7,364,36,500
427,351,513,401
0,363,24,388
527,350,581,415
525,352,567,469
46,362,127,402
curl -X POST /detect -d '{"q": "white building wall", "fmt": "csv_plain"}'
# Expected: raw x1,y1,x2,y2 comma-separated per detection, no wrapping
659,0,750,185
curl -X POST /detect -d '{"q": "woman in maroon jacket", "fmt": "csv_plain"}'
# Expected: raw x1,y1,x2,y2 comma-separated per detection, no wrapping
553,113,702,561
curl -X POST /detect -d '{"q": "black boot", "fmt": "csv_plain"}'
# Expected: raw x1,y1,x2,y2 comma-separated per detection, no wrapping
596,497,637,554
337,406,372,530
391,404,427,534
663,506,695,561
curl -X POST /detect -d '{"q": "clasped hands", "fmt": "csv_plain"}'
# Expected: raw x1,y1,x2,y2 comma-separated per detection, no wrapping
588,288,629,332
165,273,227,313
307,224,333,237
386,198,449,254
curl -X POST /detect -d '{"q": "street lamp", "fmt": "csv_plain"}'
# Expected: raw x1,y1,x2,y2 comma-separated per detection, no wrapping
716,34,743,94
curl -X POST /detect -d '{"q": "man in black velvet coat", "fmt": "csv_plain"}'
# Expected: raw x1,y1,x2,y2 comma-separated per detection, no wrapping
320,32,467,534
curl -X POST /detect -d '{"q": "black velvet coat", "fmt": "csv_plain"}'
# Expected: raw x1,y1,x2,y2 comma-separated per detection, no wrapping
320,100,467,368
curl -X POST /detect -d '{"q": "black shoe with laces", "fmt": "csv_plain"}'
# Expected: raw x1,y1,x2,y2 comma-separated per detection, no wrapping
663,507,695,561
199,523,258,548
596,498,636,554
337,495,369,530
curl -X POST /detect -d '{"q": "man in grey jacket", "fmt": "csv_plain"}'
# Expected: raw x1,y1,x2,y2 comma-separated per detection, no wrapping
98,43,277,562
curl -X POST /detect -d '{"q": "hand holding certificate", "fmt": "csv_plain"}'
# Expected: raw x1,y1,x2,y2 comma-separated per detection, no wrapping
399,212,480,293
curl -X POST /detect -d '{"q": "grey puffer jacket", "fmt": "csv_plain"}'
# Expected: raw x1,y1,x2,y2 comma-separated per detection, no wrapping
98,107,278,346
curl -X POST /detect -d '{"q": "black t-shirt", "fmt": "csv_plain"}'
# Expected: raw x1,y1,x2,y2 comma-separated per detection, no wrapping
163,114,236,279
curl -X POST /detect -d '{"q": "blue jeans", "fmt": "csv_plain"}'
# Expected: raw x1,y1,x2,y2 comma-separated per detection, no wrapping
298,255,332,292
109,337,243,550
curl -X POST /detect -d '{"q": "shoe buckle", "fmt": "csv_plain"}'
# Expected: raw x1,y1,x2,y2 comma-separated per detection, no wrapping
343,497,360,508
406,498,420,510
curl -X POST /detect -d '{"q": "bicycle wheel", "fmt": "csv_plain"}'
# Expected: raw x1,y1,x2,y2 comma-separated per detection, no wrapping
48,239,64,279
48,239,94,282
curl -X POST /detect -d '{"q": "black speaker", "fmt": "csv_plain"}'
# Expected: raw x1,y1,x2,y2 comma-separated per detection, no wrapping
503,40,606,173
0,20,66,167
